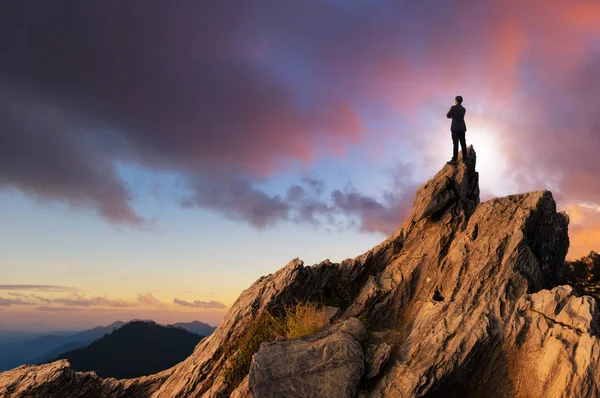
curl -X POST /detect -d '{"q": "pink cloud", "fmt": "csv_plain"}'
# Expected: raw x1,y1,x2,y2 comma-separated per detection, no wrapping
0,0,598,256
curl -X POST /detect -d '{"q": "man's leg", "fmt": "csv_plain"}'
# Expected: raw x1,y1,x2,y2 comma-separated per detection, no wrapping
459,132,468,161
452,132,459,161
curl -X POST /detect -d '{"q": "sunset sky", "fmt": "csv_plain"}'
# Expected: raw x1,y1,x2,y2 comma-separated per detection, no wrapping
1,1,600,331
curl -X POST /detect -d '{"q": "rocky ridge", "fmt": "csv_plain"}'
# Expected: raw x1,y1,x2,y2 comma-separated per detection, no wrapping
1,147,599,398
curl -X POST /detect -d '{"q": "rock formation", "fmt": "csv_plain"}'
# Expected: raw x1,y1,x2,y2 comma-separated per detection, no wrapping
2,146,599,398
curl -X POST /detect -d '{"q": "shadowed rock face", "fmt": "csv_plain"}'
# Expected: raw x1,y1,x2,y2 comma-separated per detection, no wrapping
1,146,598,398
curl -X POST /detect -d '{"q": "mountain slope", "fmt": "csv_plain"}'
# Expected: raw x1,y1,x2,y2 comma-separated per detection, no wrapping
36,321,214,365
52,321,203,379
2,147,599,397
0,321,125,372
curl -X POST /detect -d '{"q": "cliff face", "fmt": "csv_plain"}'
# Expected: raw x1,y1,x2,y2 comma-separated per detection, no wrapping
2,147,599,398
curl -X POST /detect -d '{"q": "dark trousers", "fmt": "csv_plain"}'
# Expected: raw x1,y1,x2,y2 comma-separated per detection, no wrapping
452,131,467,161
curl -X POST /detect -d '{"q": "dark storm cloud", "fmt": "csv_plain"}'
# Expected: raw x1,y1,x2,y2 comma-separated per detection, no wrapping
0,1,365,225
1,0,600,239
182,177,292,228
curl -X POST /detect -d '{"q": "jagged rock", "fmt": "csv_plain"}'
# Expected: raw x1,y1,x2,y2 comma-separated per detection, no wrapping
411,148,479,222
248,318,367,398
523,285,600,335
364,342,392,379
448,285,600,398
2,146,599,398
502,286,600,397
0,360,168,398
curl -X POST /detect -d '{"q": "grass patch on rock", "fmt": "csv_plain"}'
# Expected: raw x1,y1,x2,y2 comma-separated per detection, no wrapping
221,301,329,393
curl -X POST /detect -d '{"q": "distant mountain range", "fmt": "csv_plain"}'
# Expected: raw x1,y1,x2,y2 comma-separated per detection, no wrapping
51,320,204,379
0,321,125,372
169,321,215,336
0,320,215,372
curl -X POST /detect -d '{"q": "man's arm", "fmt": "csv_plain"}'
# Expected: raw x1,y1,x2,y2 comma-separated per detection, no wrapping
446,106,454,118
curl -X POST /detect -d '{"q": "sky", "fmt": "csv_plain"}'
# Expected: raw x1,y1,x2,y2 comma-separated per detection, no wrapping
1,0,600,331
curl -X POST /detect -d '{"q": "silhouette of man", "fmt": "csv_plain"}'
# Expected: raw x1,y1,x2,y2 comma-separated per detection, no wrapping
446,95,468,165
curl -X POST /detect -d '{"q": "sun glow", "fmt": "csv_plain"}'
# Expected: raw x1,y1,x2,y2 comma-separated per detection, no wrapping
431,115,517,199
471,123,519,198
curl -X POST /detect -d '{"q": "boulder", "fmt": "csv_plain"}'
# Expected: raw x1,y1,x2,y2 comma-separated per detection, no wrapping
249,318,367,398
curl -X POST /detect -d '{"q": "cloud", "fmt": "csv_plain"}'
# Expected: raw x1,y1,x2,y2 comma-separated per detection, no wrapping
330,162,419,234
7,292,53,305
173,299,227,310
136,293,166,307
182,178,294,228
302,178,326,195
332,189,414,235
53,294,139,308
36,306,78,312
0,285,80,292
0,1,599,254
566,204,600,260
0,297,35,306
0,2,364,225
32,295,53,304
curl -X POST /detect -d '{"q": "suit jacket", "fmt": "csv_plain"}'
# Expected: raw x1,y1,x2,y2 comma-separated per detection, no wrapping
447,104,467,132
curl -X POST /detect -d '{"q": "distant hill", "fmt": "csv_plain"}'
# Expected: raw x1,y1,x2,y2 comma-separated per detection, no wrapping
52,320,204,379
170,321,215,336
0,321,124,372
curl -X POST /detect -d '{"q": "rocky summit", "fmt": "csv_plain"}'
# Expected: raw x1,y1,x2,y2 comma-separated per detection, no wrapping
2,146,599,398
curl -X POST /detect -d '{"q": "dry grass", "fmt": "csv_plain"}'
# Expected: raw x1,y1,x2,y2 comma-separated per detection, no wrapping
221,311,284,392
221,301,329,393
282,301,328,339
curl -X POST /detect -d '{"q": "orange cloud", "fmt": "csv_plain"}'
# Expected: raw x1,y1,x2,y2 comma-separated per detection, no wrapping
566,2,600,31
173,299,227,310
136,293,166,307
565,203,600,260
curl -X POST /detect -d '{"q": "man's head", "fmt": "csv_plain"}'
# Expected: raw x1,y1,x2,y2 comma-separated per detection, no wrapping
455,95,463,105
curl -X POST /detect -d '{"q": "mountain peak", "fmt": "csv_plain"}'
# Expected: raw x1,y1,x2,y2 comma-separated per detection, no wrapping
411,145,479,223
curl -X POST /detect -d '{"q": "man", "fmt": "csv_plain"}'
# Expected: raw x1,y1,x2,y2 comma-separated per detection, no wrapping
446,95,468,165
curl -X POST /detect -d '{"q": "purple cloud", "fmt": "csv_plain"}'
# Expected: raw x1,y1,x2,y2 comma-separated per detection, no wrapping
0,0,598,253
